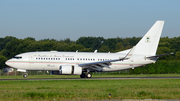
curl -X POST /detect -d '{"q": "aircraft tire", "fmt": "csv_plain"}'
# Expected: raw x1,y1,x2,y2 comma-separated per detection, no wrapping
86,73,92,78
23,74,28,78
80,73,86,78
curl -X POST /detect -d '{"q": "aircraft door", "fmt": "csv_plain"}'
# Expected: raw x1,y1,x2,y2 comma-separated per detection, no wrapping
29,54,34,63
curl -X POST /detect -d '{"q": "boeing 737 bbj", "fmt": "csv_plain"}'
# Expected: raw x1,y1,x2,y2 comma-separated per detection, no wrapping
5,21,171,78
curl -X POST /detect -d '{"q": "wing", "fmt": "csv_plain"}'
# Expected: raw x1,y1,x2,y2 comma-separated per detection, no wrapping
78,46,136,72
78,59,122,71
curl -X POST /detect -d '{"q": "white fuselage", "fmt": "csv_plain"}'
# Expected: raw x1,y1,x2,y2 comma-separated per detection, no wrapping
6,51,155,72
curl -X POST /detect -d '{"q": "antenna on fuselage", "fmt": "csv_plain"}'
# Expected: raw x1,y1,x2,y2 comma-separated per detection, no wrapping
76,50,78,53
94,50,97,53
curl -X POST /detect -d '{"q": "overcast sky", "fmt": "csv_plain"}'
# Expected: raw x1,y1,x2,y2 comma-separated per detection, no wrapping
0,0,180,41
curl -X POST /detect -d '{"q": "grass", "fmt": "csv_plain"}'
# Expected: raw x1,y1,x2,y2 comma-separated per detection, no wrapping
0,79,180,100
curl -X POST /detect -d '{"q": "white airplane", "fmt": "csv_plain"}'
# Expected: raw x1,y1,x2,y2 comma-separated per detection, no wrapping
5,21,171,78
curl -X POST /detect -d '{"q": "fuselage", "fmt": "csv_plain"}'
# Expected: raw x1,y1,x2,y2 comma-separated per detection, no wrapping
5,51,156,72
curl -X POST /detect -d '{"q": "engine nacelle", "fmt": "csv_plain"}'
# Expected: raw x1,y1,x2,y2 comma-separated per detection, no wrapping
51,65,82,75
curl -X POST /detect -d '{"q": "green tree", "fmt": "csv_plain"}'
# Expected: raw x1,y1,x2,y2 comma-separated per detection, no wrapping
129,37,141,46
0,36,17,51
169,37,180,51
0,55,7,69
115,42,124,51
1,39,21,59
76,37,104,50
99,46,110,52
102,38,117,52
175,51,180,60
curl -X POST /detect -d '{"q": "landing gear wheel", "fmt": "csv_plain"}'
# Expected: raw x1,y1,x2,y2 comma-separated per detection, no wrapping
80,73,86,78
86,73,92,78
23,73,28,78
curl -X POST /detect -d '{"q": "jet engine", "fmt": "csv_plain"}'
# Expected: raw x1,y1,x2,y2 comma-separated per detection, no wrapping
51,65,82,75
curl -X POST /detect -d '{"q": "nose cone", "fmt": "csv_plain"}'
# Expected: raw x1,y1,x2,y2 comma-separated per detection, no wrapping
5,59,12,67
5,60,9,66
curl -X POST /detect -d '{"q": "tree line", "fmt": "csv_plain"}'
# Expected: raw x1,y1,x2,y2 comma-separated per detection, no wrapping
0,36,180,74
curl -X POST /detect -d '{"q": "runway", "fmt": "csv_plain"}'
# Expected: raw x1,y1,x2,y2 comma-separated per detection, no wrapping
1,76,180,81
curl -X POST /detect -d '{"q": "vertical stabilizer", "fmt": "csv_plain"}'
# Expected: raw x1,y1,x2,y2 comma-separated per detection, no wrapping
133,21,164,56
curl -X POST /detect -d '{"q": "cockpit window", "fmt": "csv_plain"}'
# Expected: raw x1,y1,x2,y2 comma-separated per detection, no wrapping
13,56,22,59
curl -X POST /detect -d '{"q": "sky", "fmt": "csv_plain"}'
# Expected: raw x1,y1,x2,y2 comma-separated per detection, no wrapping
0,0,180,41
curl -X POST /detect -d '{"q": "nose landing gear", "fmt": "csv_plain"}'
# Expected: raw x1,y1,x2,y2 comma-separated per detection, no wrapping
23,73,28,78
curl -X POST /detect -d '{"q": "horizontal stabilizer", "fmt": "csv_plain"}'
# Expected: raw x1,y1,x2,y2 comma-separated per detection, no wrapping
146,53,173,59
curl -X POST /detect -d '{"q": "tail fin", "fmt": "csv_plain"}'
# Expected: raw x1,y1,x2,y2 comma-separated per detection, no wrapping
133,21,164,56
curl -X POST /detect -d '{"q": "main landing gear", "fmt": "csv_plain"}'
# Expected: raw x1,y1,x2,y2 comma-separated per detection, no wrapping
80,72,92,78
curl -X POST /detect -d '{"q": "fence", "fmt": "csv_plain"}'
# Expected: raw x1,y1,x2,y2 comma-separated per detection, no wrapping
0,69,51,76
0,69,130,76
